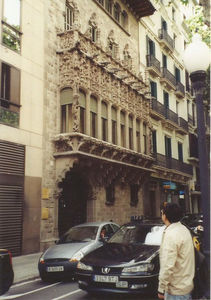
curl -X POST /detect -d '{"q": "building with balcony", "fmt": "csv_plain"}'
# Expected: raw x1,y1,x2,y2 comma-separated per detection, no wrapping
0,0,44,255
139,0,199,217
0,0,201,255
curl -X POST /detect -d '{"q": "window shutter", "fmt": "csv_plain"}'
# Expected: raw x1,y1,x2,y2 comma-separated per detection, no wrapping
10,67,20,107
90,96,97,113
60,88,73,105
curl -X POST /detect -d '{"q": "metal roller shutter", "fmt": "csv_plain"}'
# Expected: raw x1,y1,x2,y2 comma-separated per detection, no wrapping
0,140,25,256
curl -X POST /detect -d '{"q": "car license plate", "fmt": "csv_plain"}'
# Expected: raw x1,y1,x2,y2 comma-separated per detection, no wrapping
93,275,118,283
116,281,128,288
47,266,64,272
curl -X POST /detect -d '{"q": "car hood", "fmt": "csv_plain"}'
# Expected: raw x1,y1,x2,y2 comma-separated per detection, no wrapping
82,243,159,266
43,241,98,259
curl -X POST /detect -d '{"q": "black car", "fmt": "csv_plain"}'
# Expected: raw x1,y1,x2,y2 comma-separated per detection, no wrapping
0,249,14,295
76,221,165,296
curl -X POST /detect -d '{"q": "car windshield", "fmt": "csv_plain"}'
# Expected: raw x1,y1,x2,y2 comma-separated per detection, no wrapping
108,224,164,245
59,226,99,243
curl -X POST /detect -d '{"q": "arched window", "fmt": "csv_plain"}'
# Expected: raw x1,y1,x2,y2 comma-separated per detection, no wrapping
101,101,108,141
79,89,86,134
64,2,74,30
129,115,133,150
120,111,125,147
90,95,97,138
111,106,117,144
114,3,121,22
60,88,73,133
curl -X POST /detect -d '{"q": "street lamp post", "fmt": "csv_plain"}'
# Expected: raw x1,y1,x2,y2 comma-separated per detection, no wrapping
183,34,210,265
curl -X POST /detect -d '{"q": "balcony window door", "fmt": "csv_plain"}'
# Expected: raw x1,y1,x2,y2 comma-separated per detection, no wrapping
178,142,183,162
111,106,117,144
152,130,157,154
129,115,133,150
150,81,157,100
61,88,73,133
165,136,172,158
161,18,167,31
147,37,155,56
120,111,125,147
175,67,181,83
101,101,108,141
79,90,86,134
90,95,97,138
136,119,141,152
162,54,167,68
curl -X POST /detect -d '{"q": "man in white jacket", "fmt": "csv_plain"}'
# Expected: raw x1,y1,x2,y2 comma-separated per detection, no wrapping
158,203,195,300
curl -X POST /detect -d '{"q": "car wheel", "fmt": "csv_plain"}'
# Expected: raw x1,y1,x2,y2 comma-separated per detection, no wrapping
40,274,50,282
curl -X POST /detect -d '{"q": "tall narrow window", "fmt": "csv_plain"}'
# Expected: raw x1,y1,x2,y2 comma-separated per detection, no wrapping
129,115,133,150
192,103,195,126
105,0,112,13
164,91,169,108
111,106,117,144
152,130,157,154
148,38,155,56
121,11,128,29
176,101,179,115
2,0,21,52
79,90,86,134
120,112,126,147
90,95,97,138
61,88,73,133
175,67,181,82
165,136,172,158
150,81,157,99
172,7,175,21
178,142,183,162
162,54,167,68
90,26,97,42
161,18,167,31
143,123,147,154
114,3,121,22
136,120,141,152
106,184,115,206
64,2,74,30
101,101,108,141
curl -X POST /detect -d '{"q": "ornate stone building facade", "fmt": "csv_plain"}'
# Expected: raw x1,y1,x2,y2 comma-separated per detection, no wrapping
41,0,156,249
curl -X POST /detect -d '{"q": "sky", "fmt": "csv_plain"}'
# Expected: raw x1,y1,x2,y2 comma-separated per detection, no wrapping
4,0,20,26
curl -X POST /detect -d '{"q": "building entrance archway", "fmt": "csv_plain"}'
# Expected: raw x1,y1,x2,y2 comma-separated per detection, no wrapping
58,170,89,236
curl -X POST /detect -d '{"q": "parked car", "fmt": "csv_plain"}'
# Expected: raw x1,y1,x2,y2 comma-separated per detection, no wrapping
76,220,165,297
38,221,119,282
0,249,14,295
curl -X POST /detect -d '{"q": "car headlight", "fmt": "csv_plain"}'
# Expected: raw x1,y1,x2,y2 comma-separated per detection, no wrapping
122,263,154,273
77,262,93,271
69,251,84,262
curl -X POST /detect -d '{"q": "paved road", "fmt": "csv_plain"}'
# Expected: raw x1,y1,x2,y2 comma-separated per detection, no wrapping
0,279,156,300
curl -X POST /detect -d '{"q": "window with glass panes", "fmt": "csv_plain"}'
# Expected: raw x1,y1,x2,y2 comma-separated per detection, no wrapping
61,88,73,133
120,111,125,147
178,142,183,162
111,106,117,144
79,90,86,134
90,96,97,138
165,136,172,158
129,115,133,150
150,81,157,99
2,0,21,52
64,2,74,30
114,3,121,22
101,101,108,141
152,130,157,154
136,119,141,152
105,0,112,13
143,123,147,154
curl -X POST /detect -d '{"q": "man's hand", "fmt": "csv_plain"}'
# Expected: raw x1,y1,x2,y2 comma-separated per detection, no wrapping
158,292,165,299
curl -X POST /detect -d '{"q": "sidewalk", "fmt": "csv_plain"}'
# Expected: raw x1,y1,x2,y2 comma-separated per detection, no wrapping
12,252,42,284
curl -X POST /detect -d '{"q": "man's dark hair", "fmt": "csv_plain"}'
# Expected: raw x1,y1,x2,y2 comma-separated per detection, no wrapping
162,203,183,223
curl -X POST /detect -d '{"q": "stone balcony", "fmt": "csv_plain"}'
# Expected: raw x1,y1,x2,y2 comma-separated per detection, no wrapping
158,29,174,52
160,67,176,91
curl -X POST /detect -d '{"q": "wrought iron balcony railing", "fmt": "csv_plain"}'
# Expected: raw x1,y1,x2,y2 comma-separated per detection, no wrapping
178,117,188,132
161,67,176,88
146,55,161,73
0,106,19,127
153,153,193,175
158,29,174,50
175,81,185,97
